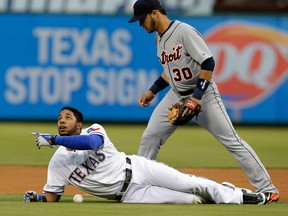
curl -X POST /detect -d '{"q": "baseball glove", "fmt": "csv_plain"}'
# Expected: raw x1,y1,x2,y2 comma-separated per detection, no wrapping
168,97,201,125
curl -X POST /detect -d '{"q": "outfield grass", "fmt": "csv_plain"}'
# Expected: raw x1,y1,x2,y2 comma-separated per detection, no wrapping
0,122,287,168
0,122,287,215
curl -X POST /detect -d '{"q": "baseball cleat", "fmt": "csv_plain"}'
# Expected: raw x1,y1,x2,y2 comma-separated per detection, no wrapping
264,192,280,204
243,192,266,205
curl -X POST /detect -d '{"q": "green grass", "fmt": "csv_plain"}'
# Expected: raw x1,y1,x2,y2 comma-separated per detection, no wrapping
0,122,287,215
1,122,287,168
1,194,288,216
157,125,288,168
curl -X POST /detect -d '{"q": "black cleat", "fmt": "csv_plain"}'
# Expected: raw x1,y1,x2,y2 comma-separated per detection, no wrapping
243,192,266,205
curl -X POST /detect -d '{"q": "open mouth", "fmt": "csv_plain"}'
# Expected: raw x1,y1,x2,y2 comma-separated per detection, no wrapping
59,126,67,133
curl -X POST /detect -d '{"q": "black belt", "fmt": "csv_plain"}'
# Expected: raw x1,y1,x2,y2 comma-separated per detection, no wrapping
114,157,132,201
178,89,194,96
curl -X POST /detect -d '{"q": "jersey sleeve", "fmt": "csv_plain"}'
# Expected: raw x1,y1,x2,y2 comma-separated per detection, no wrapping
43,158,67,195
182,25,213,65
85,123,107,138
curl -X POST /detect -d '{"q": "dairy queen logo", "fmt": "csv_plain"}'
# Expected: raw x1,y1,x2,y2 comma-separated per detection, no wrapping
205,22,288,108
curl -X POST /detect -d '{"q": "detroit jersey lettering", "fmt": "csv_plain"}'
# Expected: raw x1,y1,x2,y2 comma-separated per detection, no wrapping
156,20,212,93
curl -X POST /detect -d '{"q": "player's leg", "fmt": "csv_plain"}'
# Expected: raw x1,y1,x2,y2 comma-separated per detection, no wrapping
195,81,278,194
122,184,203,204
129,155,243,204
138,90,179,159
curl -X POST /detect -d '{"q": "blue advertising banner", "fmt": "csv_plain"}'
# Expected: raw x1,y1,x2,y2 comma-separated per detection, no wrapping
0,14,287,123
0,14,163,122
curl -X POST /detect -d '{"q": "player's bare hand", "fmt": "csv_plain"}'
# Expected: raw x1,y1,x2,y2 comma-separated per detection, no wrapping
138,90,155,107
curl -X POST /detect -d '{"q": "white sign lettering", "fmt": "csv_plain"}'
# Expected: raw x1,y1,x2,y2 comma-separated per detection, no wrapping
5,66,158,105
33,27,132,66
87,68,159,105
5,66,82,104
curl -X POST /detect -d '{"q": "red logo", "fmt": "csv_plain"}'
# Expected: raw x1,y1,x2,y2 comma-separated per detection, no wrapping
205,23,288,108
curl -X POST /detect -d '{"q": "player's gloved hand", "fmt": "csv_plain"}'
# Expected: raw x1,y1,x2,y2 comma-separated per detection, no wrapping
23,191,46,202
31,132,57,149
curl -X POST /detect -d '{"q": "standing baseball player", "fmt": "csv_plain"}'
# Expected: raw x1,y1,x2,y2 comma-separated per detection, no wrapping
128,0,279,203
24,106,266,204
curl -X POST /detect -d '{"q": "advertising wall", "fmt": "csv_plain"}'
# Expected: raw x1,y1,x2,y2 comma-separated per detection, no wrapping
0,14,287,123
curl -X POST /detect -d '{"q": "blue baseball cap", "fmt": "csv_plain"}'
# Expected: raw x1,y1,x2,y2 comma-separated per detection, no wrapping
128,0,163,23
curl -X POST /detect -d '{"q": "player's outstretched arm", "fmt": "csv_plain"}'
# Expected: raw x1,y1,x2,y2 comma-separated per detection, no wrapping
32,132,104,150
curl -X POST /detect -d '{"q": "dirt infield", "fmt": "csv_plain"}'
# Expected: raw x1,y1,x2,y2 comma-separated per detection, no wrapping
1,166,286,201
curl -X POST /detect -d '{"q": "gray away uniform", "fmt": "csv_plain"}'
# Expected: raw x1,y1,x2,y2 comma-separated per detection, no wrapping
138,20,278,194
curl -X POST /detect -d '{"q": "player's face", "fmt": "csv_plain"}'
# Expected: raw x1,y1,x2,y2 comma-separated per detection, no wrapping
139,14,156,34
57,109,82,136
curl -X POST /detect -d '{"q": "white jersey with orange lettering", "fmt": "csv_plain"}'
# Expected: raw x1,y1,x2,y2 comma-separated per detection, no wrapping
42,123,245,204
